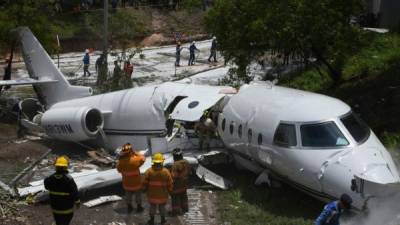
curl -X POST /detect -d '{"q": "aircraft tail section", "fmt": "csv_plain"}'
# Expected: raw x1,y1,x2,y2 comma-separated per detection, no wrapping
16,27,92,107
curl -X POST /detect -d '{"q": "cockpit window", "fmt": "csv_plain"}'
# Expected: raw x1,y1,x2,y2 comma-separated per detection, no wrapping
301,122,349,148
341,112,370,144
273,123,297,147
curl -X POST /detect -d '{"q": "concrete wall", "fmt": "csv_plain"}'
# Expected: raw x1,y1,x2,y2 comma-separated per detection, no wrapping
379,0,400,30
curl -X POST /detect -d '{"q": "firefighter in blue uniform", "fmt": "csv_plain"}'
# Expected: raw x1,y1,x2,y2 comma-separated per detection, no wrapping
44,156,80,225
315,193,353,225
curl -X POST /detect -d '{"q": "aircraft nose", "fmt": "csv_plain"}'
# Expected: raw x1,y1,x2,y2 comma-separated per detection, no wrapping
349,147,400,184
320,146,400,203
360,162,399,184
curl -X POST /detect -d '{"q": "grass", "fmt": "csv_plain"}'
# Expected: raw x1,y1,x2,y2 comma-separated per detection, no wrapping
279,68,332,92
342,33,400,81
216,169,323,225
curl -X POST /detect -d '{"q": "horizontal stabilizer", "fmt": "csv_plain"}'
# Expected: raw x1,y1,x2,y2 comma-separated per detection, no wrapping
0,78,57,86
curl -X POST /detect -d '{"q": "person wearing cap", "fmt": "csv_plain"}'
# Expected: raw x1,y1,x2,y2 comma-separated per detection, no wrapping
143,152,173,225
175,42,183,67
315,193,353,225
208,36,217,63
170,148,191,215
82,49,91,77
117,143,145,213
44,156,80,225
188,41,200,66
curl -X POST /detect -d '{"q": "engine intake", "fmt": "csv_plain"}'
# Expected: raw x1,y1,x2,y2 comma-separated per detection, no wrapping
41,107,103,141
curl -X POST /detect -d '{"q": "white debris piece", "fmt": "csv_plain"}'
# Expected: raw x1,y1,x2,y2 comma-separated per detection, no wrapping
83,195,122,208
196,164,232,190
17,169,119,197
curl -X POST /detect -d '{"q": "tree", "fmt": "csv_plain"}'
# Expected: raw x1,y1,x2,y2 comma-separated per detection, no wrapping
109,10,147,51
205,0,365,84
0,0,58,54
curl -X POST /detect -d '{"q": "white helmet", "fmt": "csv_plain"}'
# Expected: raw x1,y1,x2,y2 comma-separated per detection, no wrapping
192,41,195,45
212,36,216,40
85,49,89,53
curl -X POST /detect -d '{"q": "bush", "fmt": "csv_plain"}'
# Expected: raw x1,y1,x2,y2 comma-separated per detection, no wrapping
382,131,400,150
181,0,203,10
279,68,332,92
342,33,400,80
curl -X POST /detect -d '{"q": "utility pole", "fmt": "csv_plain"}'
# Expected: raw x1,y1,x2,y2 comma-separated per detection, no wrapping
103,0,108,64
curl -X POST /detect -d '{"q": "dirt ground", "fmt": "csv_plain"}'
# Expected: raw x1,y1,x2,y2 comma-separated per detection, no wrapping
6,187,216,225
0,122,218,225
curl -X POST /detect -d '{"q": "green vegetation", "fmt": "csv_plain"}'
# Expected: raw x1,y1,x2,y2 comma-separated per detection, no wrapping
382,132,400,150
342,33,400,81
205,0,364,83
216,171,323,225
0,0,58,55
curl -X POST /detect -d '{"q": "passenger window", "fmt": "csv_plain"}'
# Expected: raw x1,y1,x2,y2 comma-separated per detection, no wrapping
238,124,242,138
248,129,253,142
258,133,263,145
230,122,234,135
273,123,297,147
222,119,226,131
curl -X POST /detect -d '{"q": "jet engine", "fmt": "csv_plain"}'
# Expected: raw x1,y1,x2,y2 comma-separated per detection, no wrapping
40,107,104,141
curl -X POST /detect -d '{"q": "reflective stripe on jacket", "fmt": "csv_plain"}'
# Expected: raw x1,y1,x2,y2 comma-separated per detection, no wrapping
117,153,145,191
171,159,191,194
44,171,80,215
143,166,173,204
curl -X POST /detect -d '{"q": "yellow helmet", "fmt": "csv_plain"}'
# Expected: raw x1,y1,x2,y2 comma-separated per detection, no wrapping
55,156,69,168
152,152,164,164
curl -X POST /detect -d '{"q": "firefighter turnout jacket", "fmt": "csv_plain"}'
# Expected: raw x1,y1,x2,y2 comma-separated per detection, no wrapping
117,152,145,191
171,159,191,194
143,166,173,204
44,171,80,215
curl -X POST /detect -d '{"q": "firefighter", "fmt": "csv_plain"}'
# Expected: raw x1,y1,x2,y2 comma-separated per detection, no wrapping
195,116,215,150
170,148,191,215
117,143,145,213
315,193,353,225
143,152,173,225
44,156,80,225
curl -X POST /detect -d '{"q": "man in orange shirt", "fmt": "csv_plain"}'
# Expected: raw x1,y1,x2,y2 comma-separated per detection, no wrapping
143,152,173,225
117,143,145,213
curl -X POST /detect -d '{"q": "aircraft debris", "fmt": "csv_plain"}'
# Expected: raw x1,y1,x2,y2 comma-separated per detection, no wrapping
197,150,230,165
18,169,103,198
83,195,122,208
0,190,23,218
87,150,114,166
9,149,52,188
195,164,233,190
0,180,15,196
255,170,271,187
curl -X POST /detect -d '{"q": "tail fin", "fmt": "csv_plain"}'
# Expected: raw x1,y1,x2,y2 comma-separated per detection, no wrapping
16,27,92,107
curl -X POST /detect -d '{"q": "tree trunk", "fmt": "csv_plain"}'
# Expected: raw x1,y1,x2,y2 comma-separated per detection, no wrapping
311,46,341,84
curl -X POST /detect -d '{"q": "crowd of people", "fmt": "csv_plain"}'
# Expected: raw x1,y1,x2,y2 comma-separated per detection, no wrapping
175,36,218,67
45,144,191,225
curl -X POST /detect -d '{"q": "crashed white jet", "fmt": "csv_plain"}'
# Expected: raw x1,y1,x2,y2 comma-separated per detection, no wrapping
3,27,400,209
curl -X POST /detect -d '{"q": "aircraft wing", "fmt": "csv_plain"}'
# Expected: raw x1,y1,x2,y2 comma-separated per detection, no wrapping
0,78,58,86
18,149,231,200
